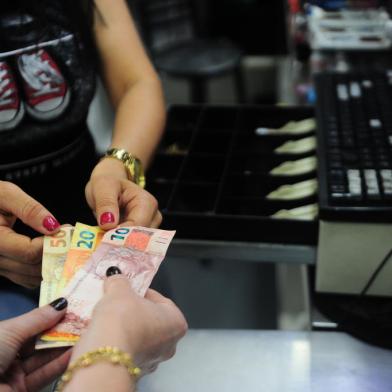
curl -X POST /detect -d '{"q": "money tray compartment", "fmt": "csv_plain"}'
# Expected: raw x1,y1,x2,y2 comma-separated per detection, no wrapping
146,104,318,245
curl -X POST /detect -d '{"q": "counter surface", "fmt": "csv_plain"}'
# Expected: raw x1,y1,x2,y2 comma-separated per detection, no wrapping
139,330,392,392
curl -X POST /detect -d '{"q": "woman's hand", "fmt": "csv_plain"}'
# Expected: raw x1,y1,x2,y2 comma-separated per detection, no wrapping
0,299,71,392
85,158,162,230
71,272,187,374
0,181,61,288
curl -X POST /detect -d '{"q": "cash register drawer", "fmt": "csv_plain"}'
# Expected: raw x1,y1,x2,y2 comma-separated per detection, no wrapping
147,104,318,245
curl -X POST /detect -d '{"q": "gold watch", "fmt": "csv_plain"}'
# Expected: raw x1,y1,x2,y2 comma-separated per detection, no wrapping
104,148,145,188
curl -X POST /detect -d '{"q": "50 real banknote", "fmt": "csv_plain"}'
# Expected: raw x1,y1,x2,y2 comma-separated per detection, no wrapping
39,226,74,307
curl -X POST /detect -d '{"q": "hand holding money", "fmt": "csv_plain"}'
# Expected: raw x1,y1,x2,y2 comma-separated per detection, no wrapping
37,224,176,349
85,158,162,230
69,274,188,377
0,301,71,392
0,181,61,289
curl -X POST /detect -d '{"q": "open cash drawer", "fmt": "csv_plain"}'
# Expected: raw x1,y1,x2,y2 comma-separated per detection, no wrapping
147,104,318,245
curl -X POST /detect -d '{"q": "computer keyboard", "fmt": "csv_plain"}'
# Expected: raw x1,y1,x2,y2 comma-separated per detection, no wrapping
315,70,392,220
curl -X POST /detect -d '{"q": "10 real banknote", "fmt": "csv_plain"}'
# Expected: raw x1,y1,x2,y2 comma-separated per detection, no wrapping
36,223,175,350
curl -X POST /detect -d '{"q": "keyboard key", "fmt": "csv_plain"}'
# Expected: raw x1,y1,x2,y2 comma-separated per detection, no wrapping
331,184,347,193
362,80,373,88
370,119,382,129
350,82,361,98
337,84,349,101
363,160,375,168
381,169,392,179
379,160,391,168
342,152,359,164
327,137,340,147
343,137,355,148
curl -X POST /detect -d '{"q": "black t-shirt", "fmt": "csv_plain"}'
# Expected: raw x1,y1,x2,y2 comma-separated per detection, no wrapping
0,1,96,165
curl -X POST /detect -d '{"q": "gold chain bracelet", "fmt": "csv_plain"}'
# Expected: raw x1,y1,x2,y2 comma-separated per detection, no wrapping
54,346,141,392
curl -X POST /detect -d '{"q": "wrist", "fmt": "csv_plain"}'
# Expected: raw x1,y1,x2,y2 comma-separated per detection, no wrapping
59,348,138,392
92,158,130,181
102,148,145,188
65,362,136,392
72,324,139,363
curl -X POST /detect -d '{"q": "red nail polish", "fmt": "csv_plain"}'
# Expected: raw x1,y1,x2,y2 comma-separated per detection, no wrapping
100,212,115,225
43,216,60,232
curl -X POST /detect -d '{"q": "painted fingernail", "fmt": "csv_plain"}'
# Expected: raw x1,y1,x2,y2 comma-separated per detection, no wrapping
50,297,68,311
106,266,122,277
100,212,115,225
43,216,60,232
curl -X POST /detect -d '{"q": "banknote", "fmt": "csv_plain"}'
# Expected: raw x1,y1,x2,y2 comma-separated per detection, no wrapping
269,156,317,176
39,226,74,307
274,136,316,155
266,179,318,201
256,118,316,136
56,223,103,295
35,337,76,350
39,226,175,346
271,203,319,220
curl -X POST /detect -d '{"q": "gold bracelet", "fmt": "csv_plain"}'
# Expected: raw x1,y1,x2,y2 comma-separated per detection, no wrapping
54,346,141,392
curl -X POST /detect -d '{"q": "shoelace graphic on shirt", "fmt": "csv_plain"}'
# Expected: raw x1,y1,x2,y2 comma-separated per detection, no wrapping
0,64,14,106
0,34,74,59
18,50,63,97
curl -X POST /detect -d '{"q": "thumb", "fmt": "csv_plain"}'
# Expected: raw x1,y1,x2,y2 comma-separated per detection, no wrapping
104,269,133,297
6,298,68,343
92,177,121,230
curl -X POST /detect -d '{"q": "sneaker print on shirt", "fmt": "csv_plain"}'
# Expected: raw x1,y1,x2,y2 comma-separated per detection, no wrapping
17,49,71,121
0,60,25,131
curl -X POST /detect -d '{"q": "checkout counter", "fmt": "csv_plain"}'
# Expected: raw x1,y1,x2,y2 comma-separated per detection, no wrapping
140,330,392,391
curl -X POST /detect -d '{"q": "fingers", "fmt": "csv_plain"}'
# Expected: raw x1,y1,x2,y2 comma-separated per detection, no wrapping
0,256,42,277
147,290,188,326
150,210,163,229
87,173,162,229
22,347,70,375
0,235,42,288
145,289,188,339
143,363,158,374
25,349,71,392
0,210,17,228
0,181,60,234
103,273,133,297
0,269,42,289
5,299,68,342
0,228,42,264
144,289,172,304
121,182,160,227
89,177,122,230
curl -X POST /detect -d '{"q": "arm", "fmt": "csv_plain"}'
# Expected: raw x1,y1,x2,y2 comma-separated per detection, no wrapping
85,0,166,229
93,0,166,168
